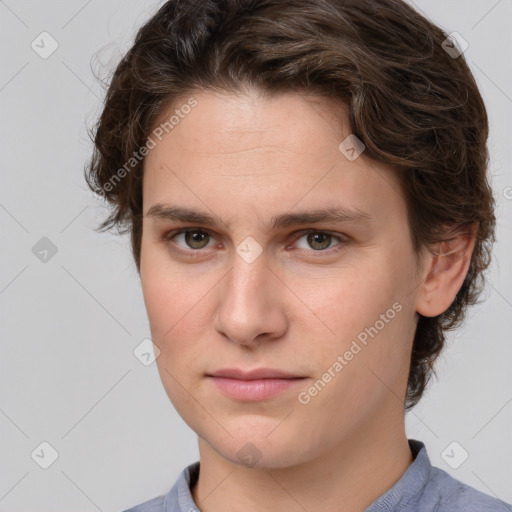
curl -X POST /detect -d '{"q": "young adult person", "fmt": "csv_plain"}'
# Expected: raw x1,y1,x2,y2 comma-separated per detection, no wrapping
85,1,511,510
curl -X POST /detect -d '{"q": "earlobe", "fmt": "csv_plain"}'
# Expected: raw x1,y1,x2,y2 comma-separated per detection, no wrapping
416,225,477,317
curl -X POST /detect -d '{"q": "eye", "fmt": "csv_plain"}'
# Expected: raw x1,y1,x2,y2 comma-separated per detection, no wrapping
161,229,346,256
164,229,216,251
292,231,345,253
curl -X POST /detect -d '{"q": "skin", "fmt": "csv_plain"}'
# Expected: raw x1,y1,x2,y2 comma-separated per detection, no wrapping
139,88,476,512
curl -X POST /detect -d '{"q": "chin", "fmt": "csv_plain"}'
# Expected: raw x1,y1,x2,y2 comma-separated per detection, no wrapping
198,421,318,470
219,441,307,470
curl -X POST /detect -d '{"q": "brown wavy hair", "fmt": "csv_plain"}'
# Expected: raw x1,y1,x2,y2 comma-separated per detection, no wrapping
85,0,496,409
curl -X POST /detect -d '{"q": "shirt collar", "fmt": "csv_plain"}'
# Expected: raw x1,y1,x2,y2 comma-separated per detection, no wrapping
163,439,430,512
365,439,431,511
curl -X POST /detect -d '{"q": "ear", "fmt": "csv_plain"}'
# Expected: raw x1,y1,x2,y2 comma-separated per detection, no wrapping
416,224,477,317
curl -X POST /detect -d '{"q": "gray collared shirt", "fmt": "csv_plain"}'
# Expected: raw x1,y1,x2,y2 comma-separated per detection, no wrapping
123,439,511,512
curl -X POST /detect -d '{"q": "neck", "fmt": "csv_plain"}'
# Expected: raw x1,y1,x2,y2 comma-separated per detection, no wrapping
191,407,413,512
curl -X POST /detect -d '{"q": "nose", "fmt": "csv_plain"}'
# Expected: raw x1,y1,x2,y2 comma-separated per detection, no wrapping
213,248,288,348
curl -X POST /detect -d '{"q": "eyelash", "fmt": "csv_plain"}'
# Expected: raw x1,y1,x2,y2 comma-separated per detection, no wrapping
160,228,347,258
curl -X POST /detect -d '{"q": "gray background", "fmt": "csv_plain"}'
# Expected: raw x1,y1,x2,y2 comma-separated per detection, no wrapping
1,0,511,510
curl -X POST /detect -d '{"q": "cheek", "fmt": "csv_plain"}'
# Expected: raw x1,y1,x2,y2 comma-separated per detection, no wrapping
141,268,207,412
140,249,210,374
141,244,197,337
297,265,400,341
142,274,200,354
141,273,173,341
141,251,187,373
297,258,414,393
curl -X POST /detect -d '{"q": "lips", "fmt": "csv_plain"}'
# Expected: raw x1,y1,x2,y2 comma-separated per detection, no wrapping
207,367,302,380
206,368,306,401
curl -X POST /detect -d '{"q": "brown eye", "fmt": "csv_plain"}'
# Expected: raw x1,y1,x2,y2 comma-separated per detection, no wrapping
306,232,333,251
166,230,214,250
293,231,344,252
183,230,210,249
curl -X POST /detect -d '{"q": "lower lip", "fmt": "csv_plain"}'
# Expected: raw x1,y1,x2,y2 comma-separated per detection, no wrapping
208,376,305,401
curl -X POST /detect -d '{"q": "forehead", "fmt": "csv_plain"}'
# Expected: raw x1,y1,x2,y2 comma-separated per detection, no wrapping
149,89,349,160
142,89,405,228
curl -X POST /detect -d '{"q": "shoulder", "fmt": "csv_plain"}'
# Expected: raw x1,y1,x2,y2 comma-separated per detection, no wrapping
121,495,165,512
120,461,199,512
422,465,511,512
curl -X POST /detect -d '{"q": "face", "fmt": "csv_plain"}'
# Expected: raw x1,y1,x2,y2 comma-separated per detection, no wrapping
140,88,424,469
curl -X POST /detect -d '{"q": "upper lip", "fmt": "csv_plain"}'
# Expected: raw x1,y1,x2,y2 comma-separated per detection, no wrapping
207,368,303,380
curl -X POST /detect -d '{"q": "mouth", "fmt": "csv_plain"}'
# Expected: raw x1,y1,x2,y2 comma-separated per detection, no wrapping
206,368,306,401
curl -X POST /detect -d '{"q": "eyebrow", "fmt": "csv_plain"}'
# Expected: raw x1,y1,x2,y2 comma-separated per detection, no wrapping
145,204,373,230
